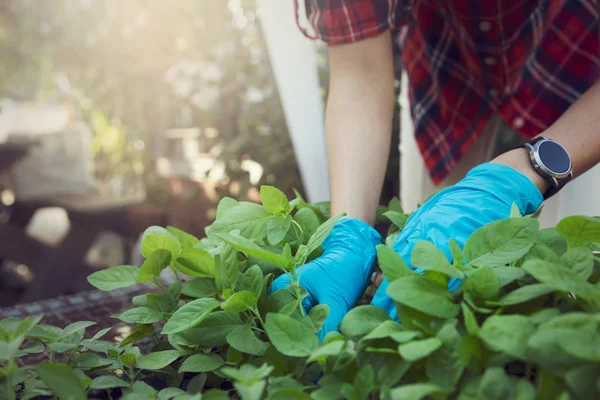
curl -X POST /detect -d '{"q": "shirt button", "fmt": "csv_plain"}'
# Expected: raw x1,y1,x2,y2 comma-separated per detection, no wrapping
488,88,498,97
484,57,497,66
479,21,492,32
513,117,525,128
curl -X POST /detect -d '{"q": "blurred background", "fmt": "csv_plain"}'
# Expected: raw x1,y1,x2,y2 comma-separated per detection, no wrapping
0,0,401,309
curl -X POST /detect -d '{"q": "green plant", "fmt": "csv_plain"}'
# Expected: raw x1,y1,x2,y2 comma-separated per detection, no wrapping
1,186,600,400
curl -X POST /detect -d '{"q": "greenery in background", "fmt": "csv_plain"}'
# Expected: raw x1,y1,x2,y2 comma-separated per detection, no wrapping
1,185,600,399
0,0,303,203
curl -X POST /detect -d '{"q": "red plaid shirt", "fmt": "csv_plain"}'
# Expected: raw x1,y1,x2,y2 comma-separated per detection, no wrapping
294,0,600,184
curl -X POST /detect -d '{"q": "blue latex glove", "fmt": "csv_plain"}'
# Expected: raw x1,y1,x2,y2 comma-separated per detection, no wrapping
270,218,382,341
371,163,544,320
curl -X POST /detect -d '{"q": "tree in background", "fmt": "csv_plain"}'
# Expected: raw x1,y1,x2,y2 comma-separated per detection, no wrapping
0,0,304,208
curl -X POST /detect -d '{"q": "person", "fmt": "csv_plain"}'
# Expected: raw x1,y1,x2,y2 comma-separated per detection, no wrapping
271,0,600,340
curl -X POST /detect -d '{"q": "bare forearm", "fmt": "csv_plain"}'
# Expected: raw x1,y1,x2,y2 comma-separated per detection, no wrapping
494,81,600,195
326,32,395,225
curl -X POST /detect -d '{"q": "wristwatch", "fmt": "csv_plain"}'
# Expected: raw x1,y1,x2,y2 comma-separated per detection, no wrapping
522,136,572,200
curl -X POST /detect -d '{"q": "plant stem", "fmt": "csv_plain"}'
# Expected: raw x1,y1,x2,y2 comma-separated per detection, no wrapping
106,389,114,400
6,359,15,400
525,363,533,380
291,220,303,240
251,308,266,329
49,351,55,363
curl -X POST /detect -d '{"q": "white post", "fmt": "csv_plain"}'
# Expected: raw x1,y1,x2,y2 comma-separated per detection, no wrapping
257,0,330,203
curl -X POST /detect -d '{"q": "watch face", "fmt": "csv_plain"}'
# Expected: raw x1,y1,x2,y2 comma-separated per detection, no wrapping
538,140,571,174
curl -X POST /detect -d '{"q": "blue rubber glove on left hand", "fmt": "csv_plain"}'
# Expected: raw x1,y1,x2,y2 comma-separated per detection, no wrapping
371,162,544,320
270,218,382,341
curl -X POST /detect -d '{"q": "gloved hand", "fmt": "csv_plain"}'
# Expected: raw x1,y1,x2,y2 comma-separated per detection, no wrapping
371,162,544,320
270,218,382,341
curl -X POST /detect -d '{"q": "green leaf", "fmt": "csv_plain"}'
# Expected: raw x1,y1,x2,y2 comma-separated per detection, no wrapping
529,308,561,325
523,242,562,263
510,203,522,218
464,218,538,266
216,197,240,219
221,290,257,313
387,276,459,318
538,228,568,255
389,382,448,400
265,313,318,357
166,226,199,248
398,337,442,361
119,353,137,369
269,389,311,400
267,376,304,397
221,363,274,384
564,365,600,400
558,331,600,362
267,215,292,245
142,233,181,259
87,265,139,291
464,267,500,300
411,240,464,279
376,244,413,282
358,320,404,342
479,315,535,360
89,375,130,390
493,267,525,288
384,211,408,230
234,381,266,400
179,354,224,373
478,367,513,400
22,341,44,354
60,321,96,338
390,330,423,343
303,213,344,260
306,340,345,363
158,388,188,400
117,307,163,324
216,242,239,290
461,303,479,335
522,259,600,298
261,185,290,214
138,249,171,282
487,284,555,306
217,233,293,269
91,327,112,341
182,312,242,347
173,247,216,277
308,304,329,334
226,325,269,356
293,208,320,242
449,238,464,269
556,215,600,248
561,246,594,279
119,324,153,347
137,350,180,370
240,265,264,300
209,202,273,239
35,363,86,400
162,298,220,334
339,305,391,339
181,278,219,298
71,353,112,369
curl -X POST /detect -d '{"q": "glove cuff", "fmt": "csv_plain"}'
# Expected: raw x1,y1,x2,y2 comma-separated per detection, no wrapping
463,163,544,216
323,218,383,250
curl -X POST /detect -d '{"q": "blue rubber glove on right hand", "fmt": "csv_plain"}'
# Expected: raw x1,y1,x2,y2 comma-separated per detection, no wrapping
269,218,382,341
371,162,544,320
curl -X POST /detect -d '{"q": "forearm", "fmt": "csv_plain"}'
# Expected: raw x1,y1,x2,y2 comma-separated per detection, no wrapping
493,80,600,195
326,32,396,225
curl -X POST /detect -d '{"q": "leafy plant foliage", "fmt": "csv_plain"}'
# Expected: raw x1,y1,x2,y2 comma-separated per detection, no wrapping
2,186,600,399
